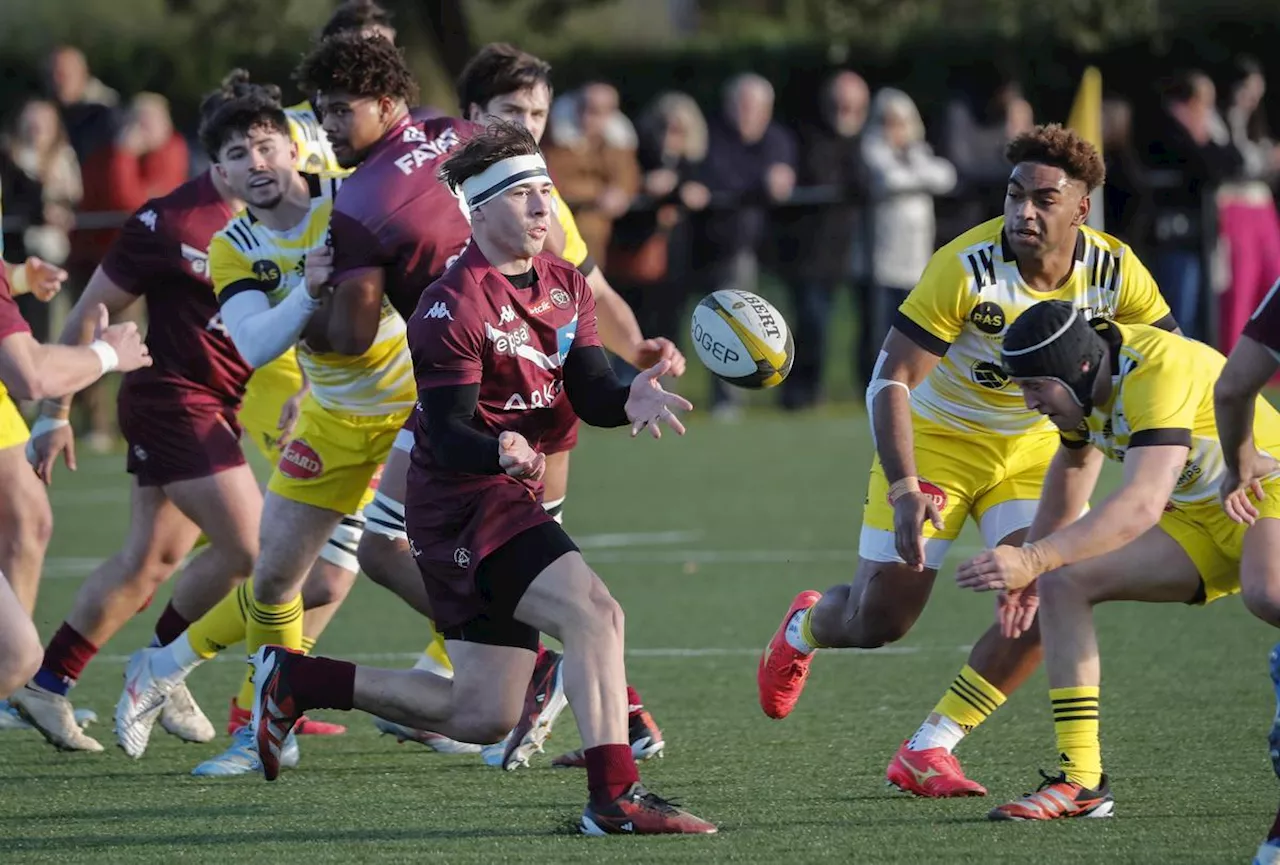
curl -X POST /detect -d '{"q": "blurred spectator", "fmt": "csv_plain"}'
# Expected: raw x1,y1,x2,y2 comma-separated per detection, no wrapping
1101,96,1152,252
1141,70,1243,342
775,70,870,410
940,79,1034,241
607,92,709,352
1217,57,1280,352
862,88,956,362
694,73,796,417
47,45,119,165
543,82,641,267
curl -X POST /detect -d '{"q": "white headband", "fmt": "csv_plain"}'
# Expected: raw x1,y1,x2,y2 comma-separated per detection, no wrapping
1002,307,1079,357
460,154,552,210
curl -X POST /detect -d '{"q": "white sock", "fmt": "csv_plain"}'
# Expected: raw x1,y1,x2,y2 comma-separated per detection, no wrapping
412,651,454,680
148,633,205,683
784,609,815,655
907,715,966,753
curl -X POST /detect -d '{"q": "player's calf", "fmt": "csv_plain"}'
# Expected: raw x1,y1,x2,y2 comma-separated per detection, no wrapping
806,560,935,649
0,580,41,698
0,452,54,610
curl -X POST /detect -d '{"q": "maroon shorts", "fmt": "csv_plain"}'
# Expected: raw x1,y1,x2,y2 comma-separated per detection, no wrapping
406,468,568,634
117,387,246,487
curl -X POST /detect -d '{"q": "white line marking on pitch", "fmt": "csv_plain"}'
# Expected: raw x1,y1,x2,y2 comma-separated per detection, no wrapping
575,530,704,549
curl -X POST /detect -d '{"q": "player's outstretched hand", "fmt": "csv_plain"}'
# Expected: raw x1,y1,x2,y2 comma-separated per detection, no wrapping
23,256,68,302
1219,454,1278,524
305,246,334,299
626,359,693,439
891,492,944,572
956,545,1040,592
498,431,545,481
27,414,76,486
996,584,1039,640
95,304,151,373
633,337,686,377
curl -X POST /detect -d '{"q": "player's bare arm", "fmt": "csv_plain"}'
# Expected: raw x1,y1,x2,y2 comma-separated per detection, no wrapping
29,268,144,483
326,268,385,356
1214,334,1280,524
0,309,151,404
957,444,1188,592
869,328,946,569
1025,443,1105,542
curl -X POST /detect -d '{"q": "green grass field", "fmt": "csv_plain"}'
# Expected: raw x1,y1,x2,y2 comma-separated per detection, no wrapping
3,404,1277,863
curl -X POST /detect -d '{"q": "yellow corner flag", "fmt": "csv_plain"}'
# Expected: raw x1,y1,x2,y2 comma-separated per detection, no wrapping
1068,66,1104,230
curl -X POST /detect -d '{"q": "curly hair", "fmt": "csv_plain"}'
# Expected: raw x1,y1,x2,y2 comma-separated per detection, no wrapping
294,31,418,105
320,0,393,39
438,120,541,191
456,43,552,115
1005,123,1106,191
198,70,287,161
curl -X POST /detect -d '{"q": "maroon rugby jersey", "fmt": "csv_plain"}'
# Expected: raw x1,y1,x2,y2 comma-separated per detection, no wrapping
100,172,251,407
1244,278,1280,356
406,244,602,485
0,261,32,343
329,114,479,319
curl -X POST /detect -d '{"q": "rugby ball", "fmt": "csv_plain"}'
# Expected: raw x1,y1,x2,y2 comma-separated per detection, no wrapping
690,289,794,389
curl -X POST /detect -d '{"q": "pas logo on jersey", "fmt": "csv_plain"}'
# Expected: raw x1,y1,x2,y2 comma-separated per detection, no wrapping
424,301,454,321
137,209,158,232
969,302,1005,335
253,260,283,288
279,439,324,479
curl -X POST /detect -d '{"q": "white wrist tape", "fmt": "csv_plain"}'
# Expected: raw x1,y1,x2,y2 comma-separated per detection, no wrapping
25,416,70,464
88,340,119,374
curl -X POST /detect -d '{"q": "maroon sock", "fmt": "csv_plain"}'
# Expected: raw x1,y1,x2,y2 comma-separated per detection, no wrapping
287,655,355,712
535,642,548,665
626,685,643,714
1269,804,1280,841
584,743,639,805
152,601,191,647
33,623,99,696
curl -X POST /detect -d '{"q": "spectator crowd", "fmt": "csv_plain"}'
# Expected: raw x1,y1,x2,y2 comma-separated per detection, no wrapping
3,45,1279,436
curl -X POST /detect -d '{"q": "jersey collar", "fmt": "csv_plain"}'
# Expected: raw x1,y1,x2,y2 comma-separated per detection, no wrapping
999,226,1088,264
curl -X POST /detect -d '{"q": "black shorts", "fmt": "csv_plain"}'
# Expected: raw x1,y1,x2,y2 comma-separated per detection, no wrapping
439,521,579,650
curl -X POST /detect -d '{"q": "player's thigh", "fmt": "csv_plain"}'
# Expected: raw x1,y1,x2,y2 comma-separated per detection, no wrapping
445,639,538,734
0,441,50,536
163,464,263,568
1237,491,1280,619
543,450,570,504
255,492,344,595
1040,524,1204,607
0,575,40,696
117,481,202,577
514,548,620,644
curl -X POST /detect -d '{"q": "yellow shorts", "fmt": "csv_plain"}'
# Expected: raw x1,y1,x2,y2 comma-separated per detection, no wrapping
0,395,29,451
1158,481,1280,604
239,350,305,462
266,394,406,515
860,414,1059,569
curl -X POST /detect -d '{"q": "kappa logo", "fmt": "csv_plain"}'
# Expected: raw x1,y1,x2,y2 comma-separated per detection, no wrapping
549,287,572,309
498,304,516,325
278,439,324,480
454,548,471,567
424,301,454,320
137,209,158,232
132,445,148,461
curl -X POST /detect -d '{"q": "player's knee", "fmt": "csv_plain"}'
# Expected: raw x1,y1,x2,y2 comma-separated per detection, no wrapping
356,533,397,588
8,489,53,555
1037,566,1090,607
460,704,521,745
302,563,357,609
565,578,623,644
1242,582,1280,627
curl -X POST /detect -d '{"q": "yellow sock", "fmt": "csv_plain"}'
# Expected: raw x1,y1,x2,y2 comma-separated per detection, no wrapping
413,622,453,676
245,592,304,654
1051,685,1102,788
186,580,251,659
933,664,1008,732
799,607,826,650
301,636,317,655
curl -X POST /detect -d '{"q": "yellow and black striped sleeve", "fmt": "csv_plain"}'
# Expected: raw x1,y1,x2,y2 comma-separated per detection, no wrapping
209,229,265,305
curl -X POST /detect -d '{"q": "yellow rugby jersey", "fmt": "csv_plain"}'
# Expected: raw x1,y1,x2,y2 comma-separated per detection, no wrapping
1061,322,1280,505
209,172,415,417
286,101,351,178
549,186,590,269
897,217,1173,435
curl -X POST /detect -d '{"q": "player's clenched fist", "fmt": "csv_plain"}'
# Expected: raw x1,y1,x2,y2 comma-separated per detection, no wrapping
305,246,334,298
93,304,151,373
498,430,545,481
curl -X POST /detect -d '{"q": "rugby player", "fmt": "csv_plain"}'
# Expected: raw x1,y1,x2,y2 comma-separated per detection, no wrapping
1200,279,1280,863
0,259,150,700
113,84,415,768
250,122,714,835
952,299,1280,821
758,125,1179,796
343,38,673,768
